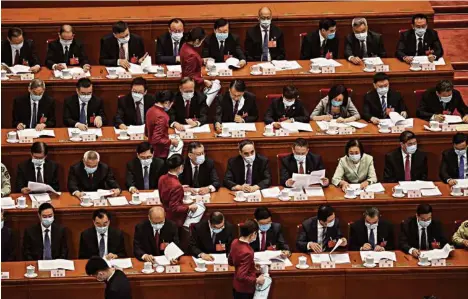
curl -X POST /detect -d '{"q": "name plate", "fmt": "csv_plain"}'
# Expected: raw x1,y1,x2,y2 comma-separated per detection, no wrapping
463,189,468,196
81,133,96,142
378,259,394,268
145,197,160,205
218,69,233,76
166,265,181,273
293,193,308,201
51,269,66,277
231,130,246,138
320,261,336,269
72,73,87,80
407,190,422,198
20,73,34,81
391,126,405,134
19,136,34,144
93,199,108,207
261,67,276,75
321,66,335,74
246,193,261,202
338,127,353,135
167,70,181,78
421,63,436,71
1,272,10,279
431,258,446,267
275,129,290,137
270,262,285,270
375,64,390,72
129,133,145,140
213,264,229,272
179,131,194,139
360,191,375,199
441,124,457,132
118,72,132,79
195,194,210,204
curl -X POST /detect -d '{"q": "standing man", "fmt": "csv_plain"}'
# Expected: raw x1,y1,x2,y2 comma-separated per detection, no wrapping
156,18,186,65
345,17,386,64
1,27,40,72
301,18,338,59
440,133,468,185
245,6,285,61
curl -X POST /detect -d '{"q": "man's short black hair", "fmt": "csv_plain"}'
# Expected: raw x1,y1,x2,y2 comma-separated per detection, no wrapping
317,205,334,222
38,202,55,215
283,85,299,99
155,90,174,103
136,142,154,154
373,72,389,84
131,77,147,91
76,78,92,89
254,207,271,221
416,203,432,215
180,77,195,86
168,18,185,27
436,80,453,93
112,21,128,34
399,130,416,143
188,141,203,153
452,133,467,145
412,14,428,25
85,256,110,275
92,209,111,221
238,139,254,151
209,211,224,225
293,138,308,149
166,153,184,169
230,80,246,92
214,18,229,30
319,18,336,30
240,219,259,237
31,142,48,156
7,27,23,40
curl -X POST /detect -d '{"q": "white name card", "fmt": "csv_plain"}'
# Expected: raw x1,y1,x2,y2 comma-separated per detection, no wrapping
213,264,229,272
1,272,10,279
391,126,405,134
81,133,96,142
261,67,276,75
118,72,132,79
72,73,87,80
421,63,436,71
360,191,375,199
375,65,390,72
321,66,335,74
270,262,285,270
338,127,353,135
431,258,446,267
320,261,336,269
275,129,290,137
407,190,422,198
179,131,194,139
51,269,66,277
441,124,457,132
166,265,181,273
167,70,181,78
379,260,394,268
218,69,233,76
195,195,210,204
19,136,33,144
246,193,261,202
145,197,160,205
129,133,145,140
20,73,34,81
293,193,308,201
93,199,108,207
231,130,246,138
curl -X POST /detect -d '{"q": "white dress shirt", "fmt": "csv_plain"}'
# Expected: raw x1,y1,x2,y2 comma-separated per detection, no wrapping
96,230,108,256
402,149,412,170
260,26,271,61
409,221,429,254
117,42,129,64
30,97,40,128
41,223,52,244
76,99,89,126
317,221,326,244
11,44,22,64
457,152,468,179
319,31,325,47
190,160,215,192
232,96,245,112
35,163,44,183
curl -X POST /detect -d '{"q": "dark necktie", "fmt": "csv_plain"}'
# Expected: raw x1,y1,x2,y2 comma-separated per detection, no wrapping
321,39,327,57
219,41,225,61
119,43,126,59
212,232,217,246
261,231,266,251
417,37,424,56
99,233,105,257
381,95,387,117
369,228,375,248
246,164,252,185
36,167,43,183
144,166,149,190
43,229,52,260
154,230,160,255
299,162,305,174
14,49,20,65
173,41,179,56
360,40,367,58
185,100,191,119
322,227,328,248
64,46,69,62
262,29,269,61
233,100,239,117
459,155,465,179
80,103,87,124
420,228,428,250
405,154,411,181
135,101,143,125
31,102,38,128
193,166,200,188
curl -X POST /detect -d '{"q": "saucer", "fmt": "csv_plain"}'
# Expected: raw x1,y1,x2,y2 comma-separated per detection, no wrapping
130,200,142,205
70,137,81,142
326,130,338,135
194,267,208,272
62,75,73,80
418,261,431,267
117,136,130,140
1,77,10,81
344,194,357,199
16,204,28,209
208,72,219,77
379,129,391,133
250,71,262,76
6,139,19,143
451,192,463,197
217,133,231,138
233,197,247,202
141,268,155,274
392,193,405,198
429,127,441,132
263,133,275,137
24,273,38,278
80,202,93,207
296,264,309,269
363,263,376,268
155,265,165,273
278,196,290,201
410,67,422,72
309,69,321,74
154,74,166,78
106,75,118,79
363,68,375,73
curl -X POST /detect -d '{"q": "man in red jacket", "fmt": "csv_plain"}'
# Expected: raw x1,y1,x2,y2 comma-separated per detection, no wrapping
229,219,265,299
146,90,180,159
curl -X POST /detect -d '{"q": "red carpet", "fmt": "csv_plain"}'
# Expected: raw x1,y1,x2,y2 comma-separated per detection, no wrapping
456,85,468,104
431,1,468,13
438,29,468,70
435,13,468,28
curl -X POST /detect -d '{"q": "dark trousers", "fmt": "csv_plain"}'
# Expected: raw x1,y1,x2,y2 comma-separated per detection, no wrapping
233,289,254,299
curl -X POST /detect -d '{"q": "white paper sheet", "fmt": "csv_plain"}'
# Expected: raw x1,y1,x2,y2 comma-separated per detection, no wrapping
38,259,75,271
304,187,325,197
183,201,206,228
106,67,127,74
107,196,129,206
292,173,312,188
443,115,463,124
28,181,61,195
106,258,133,269
1,197,16,209
30,193,51,203
127,63,145,75
254,251,293,267
261,187,281,198
214,62,229,70
271,60,302,71
329,238,343,254
420,244,453,260
192,253,228,265
348,122,368,129
175,124,211,134
380,112,413,128
311,253,350,264
365,183,386,193
412,56,446,66
138,191,160,200
17,129,55,139
421,188,442,196
114,125,145,135
310,58,342,67
359,251,397,262
153,256,171,266
315,121,349,131
348,184,363,194
67,128,103,137
455,179,468,188
166,65,182,72
280,122,313,132
164,242,184,260
54,67,91,78
221,122,257,132
363,57,384,65
9,64,31,74
226,57,241,68
398,181,436,191
140,55,152,70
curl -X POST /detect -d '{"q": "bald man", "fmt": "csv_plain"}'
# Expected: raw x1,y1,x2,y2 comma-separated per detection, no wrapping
46,24,90,71
245,6,285,61
133,206,180,262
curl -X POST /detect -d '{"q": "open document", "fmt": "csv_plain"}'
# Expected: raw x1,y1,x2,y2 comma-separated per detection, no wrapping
311,253,350,264
67,128,103,137
398,181,436,191
221,122,257,132
114,125,145,135
280,122,313,132
28,181,60,195
359,251,397,263
379,112,413,128
412,56,446,66
192,253,228,265
108,196,129,206
18,129,55,139
106,258,133,269
271,60,302,71
3,64,31,74
443,115,463,124
1,197,16,209
420,244,454,260
175,124,211,134
292,170,325,188
254,250,293,267
154,242,184,265
54,67,91,78
310,58,342,67
30,193,51,203
260,187,281,198
38,259,75,271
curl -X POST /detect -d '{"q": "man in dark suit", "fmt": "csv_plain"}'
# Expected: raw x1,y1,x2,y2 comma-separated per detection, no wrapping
214,80,258,133
296,205,347,253
203,18,246,66
133,206,180,262
68,150,121,199
251,207,290,256
1,27,40,72
63,78,107,129
399,204,448,258
396,14,444,63
1,211,14,261
155,18,186,65
189,211,234,260
245,6,285,61
16,142,59,193
45,24,90,71
280,138,329,187
349,207,395,251
301,18,339,60
224,139,272,192
85,257,132,299
169,77,208,130
264,85,309,128
180,142,221,193
23,203,68,260
345,17,386,64
126,142,165,193
363,72,408,124
12,79,56,130
440,133,468,185
99,20,146,68
79,209,126,259
384,131,428,183
417,80,468,122
113,77,156,129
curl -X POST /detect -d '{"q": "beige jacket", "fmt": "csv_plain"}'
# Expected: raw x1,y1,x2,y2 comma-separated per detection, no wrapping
332,153,377,186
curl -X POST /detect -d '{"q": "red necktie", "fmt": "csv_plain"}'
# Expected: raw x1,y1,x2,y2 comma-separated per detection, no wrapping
14,50,20,65
154,231,160,255
233,100,239,117
405,154,411,181
119,44,125,59
261,231,266,251
185,100,191,119
299,162,305,174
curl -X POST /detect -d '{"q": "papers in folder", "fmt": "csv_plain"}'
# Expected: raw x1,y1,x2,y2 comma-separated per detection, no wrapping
316,121,349,131
28,181,61,195
106,258,133,269
114,125,145,135
38,259,75,271
84,189,114,200
154,242,184,265
30,193,51,203
175,124,211,134
304,187,325,197
379,112,413,128
310,58,342,67
192,253,228,265
365,183,385,193
363,57,384,65
54,67,90,78
280,122,313,132
310,253,350,264
412,56,446,66
7,64,31,74
398,181,436,191
221,122,257,132
359,251,397,262
292,169,325,187
1,197,16,209
17,129,55,139
420,244,454,260
67,128,103,137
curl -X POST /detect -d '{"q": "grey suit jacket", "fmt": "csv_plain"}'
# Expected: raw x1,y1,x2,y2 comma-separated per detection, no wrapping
310,96,360,121
332,153,377,186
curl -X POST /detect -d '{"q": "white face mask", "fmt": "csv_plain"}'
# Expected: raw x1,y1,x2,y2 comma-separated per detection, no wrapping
440,95,452,103
182,92,194,101
244,155,255,164
415,28,426,37
326,219,335,228
132,92,144,102
30,94,43,102
60,39,73,46
79,94,92,103
195,155,205,165
118,35,130,44
365,222,378,230
283,99,295,107
260,19,271,28
41,217,54,227
354,32,367,41
171,32,183,42
32,158,45,166
349,154,361,163
140,158,152,167
11,42,23,50
376,87,389,96
294,154,306,163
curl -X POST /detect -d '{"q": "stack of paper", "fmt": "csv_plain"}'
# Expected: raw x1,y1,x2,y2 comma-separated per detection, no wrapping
310,253,350,264
292,170,326,187
412,56,446,66
106,258,133,269
421,187,442,196
107,196,129,206
114,125,145,135
280,122,313,132
305,187,325,197
348,122,368,129
271,60,302,71
316,121,349,131
379,112,414,128
67,128,103,137
128,63,145,75
222,122,257,132
398,181,436,191
175,124,211,134
420,244,453,260
164,242,184,261
1,197,16,209
359,251,397,262
261,187,281,198
455,124,468,132
443,115,463,124
8,64,31,74
138,191,160,200
455,179,468,188
363,57,384,65
83,189,114,200
365,183,386,193
28,182,60,195
17,129,55,139
38,259,75,270
30,193,51,203
254,251,293,267
310,58,343,67
166,65,182,72
214,62,229,70
192,253,228,265
348,184,364,194
183,201,206,228
106,67,127,74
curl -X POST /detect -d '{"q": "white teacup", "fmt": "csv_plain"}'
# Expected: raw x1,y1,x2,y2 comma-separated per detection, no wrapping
419,256,429,264
196,259,206,270
392,186,404,196
345,188,356,198
380,123,390,131
132,193,141,203
71,130,80,139
156,66,165,76
298,256,307,266
235,191,245,200
365,256,374,265
62,69,71,78
120,130,128,138
411,62,421,69
108,68,117,76
26,265,35,276
261,265,269,274
452,186,462,195
144,262,153,271
1,70,7,78
364,62,375,71
429,121,440,130
7,131,17,141
310,63,320,72
183,192,192,203
82,195,91,205
17,196,26,207
222,126,230,135
250,65,261,73
264,125,273,135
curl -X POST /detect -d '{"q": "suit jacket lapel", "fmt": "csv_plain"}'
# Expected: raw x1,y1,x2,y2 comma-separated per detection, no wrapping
238,156,246,183
254,25,262,44
396,150,405,179
305,155,314,174
289,156,299,173
266,228,274,248
92,227,100,253
310,220,318,242
4,43,12,65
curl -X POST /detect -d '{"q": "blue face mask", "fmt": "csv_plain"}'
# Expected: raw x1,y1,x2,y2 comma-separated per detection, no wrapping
84,166,97,174
331,100,342,107
211,227,224,234
259,223,271,232
41,217,54,228
327,32,336,40
455,148,466,156
216,33,228,41
406,144,417,154
349,154,361,162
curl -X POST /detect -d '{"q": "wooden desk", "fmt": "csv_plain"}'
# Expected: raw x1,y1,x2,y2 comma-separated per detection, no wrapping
2,251,468,299
0,59,454,129
1,2,434,65
0,119,458,190
3,183,468,259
